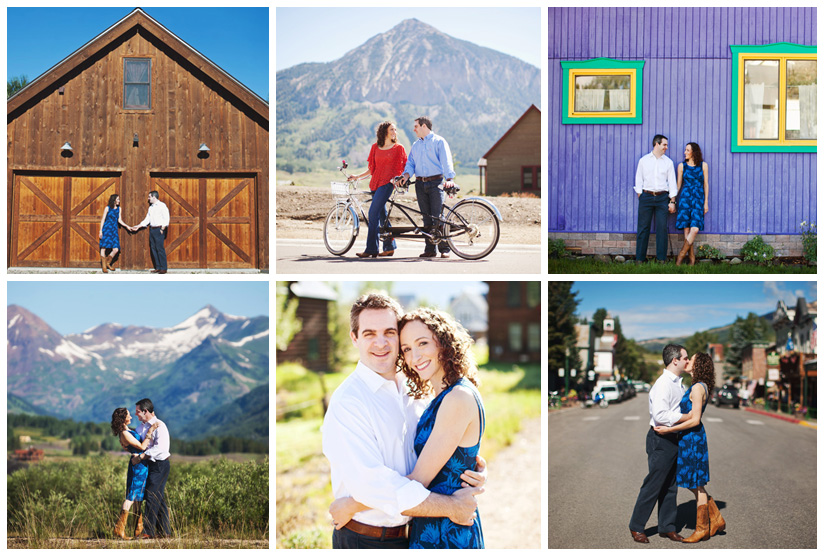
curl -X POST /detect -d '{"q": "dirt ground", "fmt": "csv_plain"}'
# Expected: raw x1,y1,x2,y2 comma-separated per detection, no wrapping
275,185,541,245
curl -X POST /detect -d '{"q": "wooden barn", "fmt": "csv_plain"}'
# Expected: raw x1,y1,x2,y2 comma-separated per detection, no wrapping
276,282,337,372
486,281,541,363
479,104,541,196
7,8,269,270
548,7,816,258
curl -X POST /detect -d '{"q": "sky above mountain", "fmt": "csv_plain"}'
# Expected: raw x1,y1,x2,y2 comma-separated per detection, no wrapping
7,282,268,335
276,7,541,70
572,281,816,341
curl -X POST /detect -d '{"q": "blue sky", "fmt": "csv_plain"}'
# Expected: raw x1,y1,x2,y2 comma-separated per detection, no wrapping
275,7,541,71
572,281,816,341
337,281,489,310
7,7,268,101
7,281,269,335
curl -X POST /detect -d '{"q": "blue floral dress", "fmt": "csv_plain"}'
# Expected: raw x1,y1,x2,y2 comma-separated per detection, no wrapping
125,429,148,501
409,378,485,549
100,206,121,249
676,162,705,231
676,382,710,489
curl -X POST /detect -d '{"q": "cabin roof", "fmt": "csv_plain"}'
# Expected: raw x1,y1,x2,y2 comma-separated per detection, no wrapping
481,104,540,160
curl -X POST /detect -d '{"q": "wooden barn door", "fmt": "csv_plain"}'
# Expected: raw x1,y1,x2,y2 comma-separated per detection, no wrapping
11,173,120,267
150,174,257,269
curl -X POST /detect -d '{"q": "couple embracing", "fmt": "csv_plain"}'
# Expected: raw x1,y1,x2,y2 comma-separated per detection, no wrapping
322,293,486,549
629,344,726,544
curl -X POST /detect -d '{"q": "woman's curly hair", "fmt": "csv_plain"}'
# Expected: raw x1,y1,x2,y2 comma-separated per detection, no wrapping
111,407,128,436
691,352,715,394
397,308,478,399
376,121,397,148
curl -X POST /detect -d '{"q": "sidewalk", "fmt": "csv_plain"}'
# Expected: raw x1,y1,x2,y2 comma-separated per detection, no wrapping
744,406,817,429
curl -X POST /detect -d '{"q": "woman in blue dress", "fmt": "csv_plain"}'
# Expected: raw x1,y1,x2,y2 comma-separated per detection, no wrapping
110,408,159,539
654,353,726,543
329,308,485,548
675,142,710,266
99,194,132,273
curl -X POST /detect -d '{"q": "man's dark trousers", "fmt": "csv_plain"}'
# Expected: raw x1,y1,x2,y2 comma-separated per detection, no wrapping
149,226,167,271
145,459,171,537
415,178,450,255
333,526,409,549
629,428,679,533
636,192,669,262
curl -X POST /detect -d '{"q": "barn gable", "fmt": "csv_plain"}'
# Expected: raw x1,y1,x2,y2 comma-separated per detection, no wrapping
480,104,541,196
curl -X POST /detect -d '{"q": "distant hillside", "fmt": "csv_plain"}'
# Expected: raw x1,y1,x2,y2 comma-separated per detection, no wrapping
638,312,774,353
186,384,269,442
276,18,540,173
7,393,50,416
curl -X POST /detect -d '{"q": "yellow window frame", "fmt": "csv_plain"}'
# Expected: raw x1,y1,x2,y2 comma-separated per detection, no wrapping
736,52,817,148
567,68,638,120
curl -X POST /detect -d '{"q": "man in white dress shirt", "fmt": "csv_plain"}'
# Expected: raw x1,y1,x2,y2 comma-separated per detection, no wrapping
634,135,678,263
322,293,484,549
134,191,170,274
629,344,688,543
134,398,171,538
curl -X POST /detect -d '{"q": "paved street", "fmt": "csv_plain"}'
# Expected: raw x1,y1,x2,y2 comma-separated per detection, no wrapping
549,395,817,549
275,239,540,274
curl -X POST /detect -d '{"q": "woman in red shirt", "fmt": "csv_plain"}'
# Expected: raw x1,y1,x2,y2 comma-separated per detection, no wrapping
348,121,407,257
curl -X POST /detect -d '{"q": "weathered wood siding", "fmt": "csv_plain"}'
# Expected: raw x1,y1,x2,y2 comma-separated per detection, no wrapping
487,282,541,364
485,106,541,195
276,298,331,372
8,24,268,269
548,7,816,235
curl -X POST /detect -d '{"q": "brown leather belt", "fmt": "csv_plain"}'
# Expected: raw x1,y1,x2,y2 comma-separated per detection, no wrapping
643,190,668,196
343,519,409,539
418,174,443,182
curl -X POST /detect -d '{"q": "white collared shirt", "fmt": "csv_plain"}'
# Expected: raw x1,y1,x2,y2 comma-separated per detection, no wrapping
321,361,430,527
634,152,678,197
138,201,170,228
648,369,685,427
137,416,171,461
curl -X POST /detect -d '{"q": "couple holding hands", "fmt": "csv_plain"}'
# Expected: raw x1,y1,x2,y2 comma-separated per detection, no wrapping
98,191,170,273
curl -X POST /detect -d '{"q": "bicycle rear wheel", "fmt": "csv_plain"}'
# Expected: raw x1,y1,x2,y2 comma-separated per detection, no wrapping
323,204,359,255
444,200,500,260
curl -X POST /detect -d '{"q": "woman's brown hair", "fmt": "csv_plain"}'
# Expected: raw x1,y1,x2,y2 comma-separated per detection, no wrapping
376,121,396,148
691,352,715,395
398,308,478,399
111,407,128,436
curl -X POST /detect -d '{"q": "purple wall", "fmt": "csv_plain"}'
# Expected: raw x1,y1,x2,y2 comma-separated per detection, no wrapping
548,7,817,234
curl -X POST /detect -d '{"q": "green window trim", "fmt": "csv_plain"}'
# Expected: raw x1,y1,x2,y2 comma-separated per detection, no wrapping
561,58,645,124
730,43,817,153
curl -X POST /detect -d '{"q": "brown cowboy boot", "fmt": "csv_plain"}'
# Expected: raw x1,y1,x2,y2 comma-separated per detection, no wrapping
105,254,115,271
134,505,144,538
114,509,131,539
100,256,108,273
688,243,696,265
683,504,710,543
707,497,726,536
676,242,690,266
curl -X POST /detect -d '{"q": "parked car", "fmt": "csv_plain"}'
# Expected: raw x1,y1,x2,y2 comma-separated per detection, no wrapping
713,385,740,409
631,380,650,393
595,383,620,403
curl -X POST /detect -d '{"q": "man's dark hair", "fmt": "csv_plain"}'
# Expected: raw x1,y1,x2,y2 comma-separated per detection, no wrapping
652,134,668,147
136,398,154,413
415,116,433,131
662,344,686,367
149,190,159,199
350,293,403,337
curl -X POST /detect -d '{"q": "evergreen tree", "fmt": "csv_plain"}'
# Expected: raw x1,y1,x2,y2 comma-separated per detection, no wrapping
725,313,772,376
548,282,581,385
275,281,302,351
8,75,29,98
686,330,718,357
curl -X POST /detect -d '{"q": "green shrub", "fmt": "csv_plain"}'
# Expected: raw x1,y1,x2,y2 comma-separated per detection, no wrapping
549,238,567,259
741,235,775,263
799,221,816,263
696,244,724,260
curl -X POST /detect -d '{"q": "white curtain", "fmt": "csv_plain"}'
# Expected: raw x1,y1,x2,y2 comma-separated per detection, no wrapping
744,83,764,139
608,89,630,111
798,84,817,140
575,89,605,111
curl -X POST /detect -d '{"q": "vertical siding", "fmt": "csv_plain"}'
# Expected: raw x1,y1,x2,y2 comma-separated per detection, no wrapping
549,7,816,234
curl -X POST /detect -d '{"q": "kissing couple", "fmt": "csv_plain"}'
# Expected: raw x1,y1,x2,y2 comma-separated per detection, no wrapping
629,344,726,544
322,293,487,549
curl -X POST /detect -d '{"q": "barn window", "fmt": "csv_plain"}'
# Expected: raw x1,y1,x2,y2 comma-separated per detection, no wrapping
521,166,540,191
560,58,644,124
730,43,816,152
508,323,523,352
124,58,151,110
507,283,521,307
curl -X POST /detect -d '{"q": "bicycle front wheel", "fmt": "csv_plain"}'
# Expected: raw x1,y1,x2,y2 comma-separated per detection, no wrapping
444,200,500,260
323,204,359,255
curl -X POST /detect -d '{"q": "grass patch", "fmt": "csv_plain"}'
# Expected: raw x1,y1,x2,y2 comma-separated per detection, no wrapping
549,258,816,274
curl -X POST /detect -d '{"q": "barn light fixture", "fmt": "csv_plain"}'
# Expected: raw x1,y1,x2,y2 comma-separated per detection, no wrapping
61,142,73,152
198,143,210,152
133,133,139,143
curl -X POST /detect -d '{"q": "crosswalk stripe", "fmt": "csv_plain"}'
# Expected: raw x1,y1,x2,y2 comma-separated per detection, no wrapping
624,416,641,421
746,420,764,425
705,417,723,422
582,416,600,421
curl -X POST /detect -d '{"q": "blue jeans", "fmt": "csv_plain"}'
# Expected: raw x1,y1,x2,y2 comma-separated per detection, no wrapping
363,182,397,254
636,192,669,261
415,179,449,254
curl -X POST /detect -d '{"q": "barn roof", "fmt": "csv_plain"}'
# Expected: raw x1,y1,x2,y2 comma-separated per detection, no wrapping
481,104,540,160
7,8,268,121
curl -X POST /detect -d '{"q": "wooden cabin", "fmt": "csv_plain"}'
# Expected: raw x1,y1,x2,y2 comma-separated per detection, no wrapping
479,104,541,196
7,8,269,270
276,282,337,372
486,281,541,363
